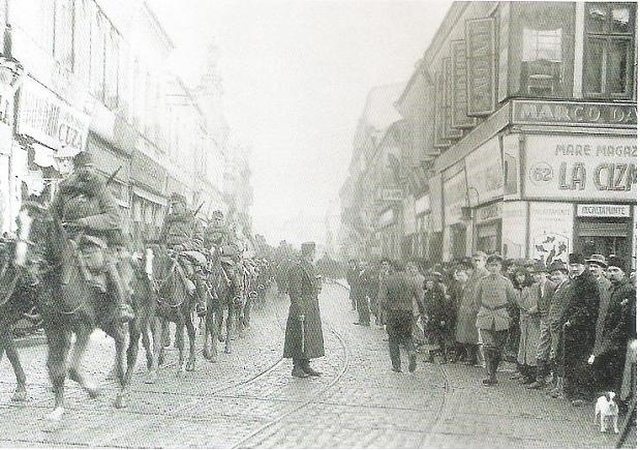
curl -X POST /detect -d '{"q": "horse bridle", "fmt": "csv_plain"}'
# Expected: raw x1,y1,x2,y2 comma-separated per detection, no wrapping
151,255,189,309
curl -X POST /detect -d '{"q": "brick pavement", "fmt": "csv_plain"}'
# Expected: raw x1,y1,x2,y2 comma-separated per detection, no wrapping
0,282,636,448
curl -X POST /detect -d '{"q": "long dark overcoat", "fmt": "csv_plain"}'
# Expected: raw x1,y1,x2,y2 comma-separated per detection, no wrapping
283,259,325,359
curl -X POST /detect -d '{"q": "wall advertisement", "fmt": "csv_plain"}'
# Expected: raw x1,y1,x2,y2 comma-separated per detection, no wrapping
501,201,527,258
524,135,636,201
529,202,573,264
465,137,504,205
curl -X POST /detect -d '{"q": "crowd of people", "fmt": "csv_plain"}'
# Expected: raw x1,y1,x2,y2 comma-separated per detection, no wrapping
345,251,636,414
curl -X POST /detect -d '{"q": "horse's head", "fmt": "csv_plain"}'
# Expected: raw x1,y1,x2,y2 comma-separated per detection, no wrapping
14,201,52,269
149,244,175,280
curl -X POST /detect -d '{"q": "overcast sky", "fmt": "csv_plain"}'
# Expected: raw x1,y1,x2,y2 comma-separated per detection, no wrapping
147,0,452,247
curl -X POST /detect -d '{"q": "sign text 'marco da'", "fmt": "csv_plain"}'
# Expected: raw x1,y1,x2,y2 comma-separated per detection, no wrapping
512,100,637,127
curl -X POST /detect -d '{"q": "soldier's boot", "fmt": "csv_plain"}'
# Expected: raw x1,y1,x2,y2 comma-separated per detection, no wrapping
527,359,547,389
106,264,135,323
302,359,322,377
482,349,498,386
292,359,309,378
195,277,207,317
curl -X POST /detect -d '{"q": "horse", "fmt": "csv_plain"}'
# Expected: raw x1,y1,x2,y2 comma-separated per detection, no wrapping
203,249,242,358
145,245,199,381
14,201,139,423
0,238,41,402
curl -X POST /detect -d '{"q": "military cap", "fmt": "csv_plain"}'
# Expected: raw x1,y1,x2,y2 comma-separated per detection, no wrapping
530,260,547,273
486,254,503,264
301,241,316,255
548,259,568,273
72,151,94,168
568,253,585,265
607,255,627,273
169,192,187,205
585,253,608,268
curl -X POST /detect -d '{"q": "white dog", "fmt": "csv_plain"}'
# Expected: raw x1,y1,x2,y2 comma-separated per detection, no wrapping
594,392,619,434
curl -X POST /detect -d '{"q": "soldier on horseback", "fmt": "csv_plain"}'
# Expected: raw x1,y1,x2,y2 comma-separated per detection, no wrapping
159,193,208,317
50,151,135,323
203,210,242,302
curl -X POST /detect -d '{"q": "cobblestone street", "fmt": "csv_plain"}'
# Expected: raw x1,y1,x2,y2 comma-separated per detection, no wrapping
0,282,635,448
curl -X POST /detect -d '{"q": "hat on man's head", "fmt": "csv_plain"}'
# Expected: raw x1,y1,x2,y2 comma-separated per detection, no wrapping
169,192,187,205
472,251,487,259
585,254,608,267
548,259,568,273
301,241,316,255
486,254,503,264
211,210,224,219
607,255,627,273
72,151,94,168
568,253,585,265
530,260,547,273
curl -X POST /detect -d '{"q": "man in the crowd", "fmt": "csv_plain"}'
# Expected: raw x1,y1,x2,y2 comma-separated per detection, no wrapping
526,261,557,389
589,255,636,401
380,260,426,373
375,258,393,327
159,193,207,316
283,241,325,378
353,259,372,326
586,253,612,382
454,260,480,365
547,260,573,398
202,210,243,303
346,259,359,311
51,151,134,322
405,260,426,346
562,253,600,406
475,254,518,386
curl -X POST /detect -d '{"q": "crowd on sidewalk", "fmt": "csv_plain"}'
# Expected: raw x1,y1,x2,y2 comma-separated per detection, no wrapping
345,251,636,414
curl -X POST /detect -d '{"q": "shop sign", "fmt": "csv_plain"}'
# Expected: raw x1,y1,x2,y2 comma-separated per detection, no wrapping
476,202,503,223
131,150,166,194
443,170,468,225
465,137,504,205
577,204,630,218
529,202,573,264
379,186,403,202
450,40,476,129
512,100,637,128
17,77,90,153
465,17,496,116
524,135,637,201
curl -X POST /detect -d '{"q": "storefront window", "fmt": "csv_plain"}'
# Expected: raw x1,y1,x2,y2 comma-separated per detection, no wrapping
584,3,635,98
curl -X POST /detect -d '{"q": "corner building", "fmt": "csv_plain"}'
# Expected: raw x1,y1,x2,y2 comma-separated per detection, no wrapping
391,2,637,268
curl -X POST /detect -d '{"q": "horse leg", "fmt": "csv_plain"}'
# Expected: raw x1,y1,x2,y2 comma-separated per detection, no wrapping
2,329,27,402
225,304,233,354
145,316,161,384
67,326,100,399
176,319,186,378
185,313,196,372
142,322,153,370
115,323,140,409
46,329,72,423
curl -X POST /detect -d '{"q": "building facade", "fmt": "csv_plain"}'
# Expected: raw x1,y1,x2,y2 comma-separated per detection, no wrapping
341,1,637,270
0,0,252,245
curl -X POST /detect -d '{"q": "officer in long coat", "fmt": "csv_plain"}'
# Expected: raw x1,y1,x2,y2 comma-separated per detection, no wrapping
562,253,600,406
51,151,134,322
283,241,325,378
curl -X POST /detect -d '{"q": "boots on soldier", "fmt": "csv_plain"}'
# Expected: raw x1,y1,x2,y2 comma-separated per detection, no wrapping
527,359,547,389
106,264,135,322
292,359,309,378
302,359,322,377
482,349,496,386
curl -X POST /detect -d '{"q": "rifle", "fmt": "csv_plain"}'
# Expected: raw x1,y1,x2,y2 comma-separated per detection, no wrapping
193,201,205,218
